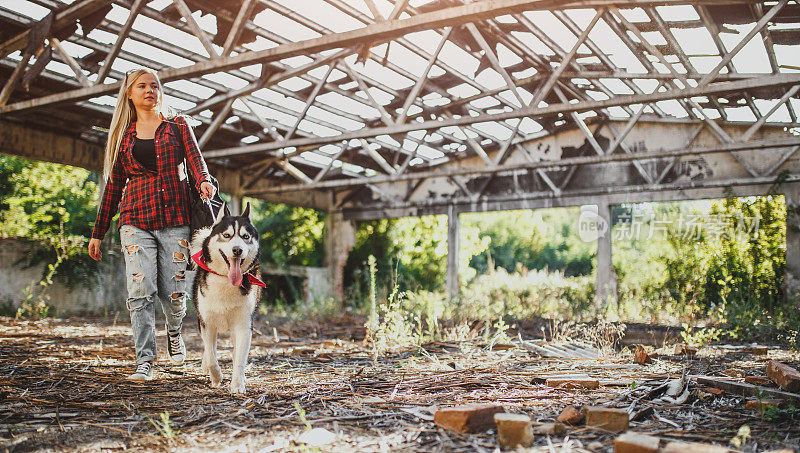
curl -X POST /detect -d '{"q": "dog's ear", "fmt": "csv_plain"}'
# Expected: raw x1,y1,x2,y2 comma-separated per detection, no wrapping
242,202,251,221
212,202,226,225
224,204,231,217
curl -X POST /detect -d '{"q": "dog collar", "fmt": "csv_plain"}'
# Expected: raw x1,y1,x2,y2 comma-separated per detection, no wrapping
191,251,266,288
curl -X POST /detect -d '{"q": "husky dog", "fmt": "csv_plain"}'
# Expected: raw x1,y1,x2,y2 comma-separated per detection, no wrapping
190,202,265,394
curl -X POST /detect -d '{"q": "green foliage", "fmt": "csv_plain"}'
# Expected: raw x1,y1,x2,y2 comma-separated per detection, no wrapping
147,411,179,440
247,198,325,267
653,195,792,337
0,155,98,239
458,267,595,321
0,155,100,289
463,208,594,277
344,215,488,299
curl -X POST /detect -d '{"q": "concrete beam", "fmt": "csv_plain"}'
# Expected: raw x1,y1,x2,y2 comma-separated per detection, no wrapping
252,136,800,194
0,120,103,170
324,210,356,300
446,205,460,299
342,178,798,221
593,201,616,305
784,182,800,304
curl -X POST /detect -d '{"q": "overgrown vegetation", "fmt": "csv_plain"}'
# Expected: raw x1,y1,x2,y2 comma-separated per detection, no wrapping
0,155,101,290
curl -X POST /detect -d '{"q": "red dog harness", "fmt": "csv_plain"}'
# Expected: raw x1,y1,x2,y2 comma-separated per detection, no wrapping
191,251,266,288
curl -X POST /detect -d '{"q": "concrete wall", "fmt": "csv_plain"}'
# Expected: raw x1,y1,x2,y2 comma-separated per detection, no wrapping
0,238,331,316
0,238,128,316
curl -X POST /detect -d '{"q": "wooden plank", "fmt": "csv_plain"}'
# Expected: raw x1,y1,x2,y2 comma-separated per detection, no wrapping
694,375,800,402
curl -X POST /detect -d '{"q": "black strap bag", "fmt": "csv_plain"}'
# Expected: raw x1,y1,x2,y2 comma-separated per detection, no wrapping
169,121,224,232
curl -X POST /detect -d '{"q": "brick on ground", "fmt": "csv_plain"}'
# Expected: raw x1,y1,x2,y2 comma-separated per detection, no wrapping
493,413,533,448
766,360,800,392
633,345,652,364
661,441,730,452
613,432,660,453
557,406,584,425
584,407,629,432
434,404,505,433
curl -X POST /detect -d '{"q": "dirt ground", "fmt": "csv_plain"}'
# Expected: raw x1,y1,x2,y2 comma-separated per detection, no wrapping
1,315,799,452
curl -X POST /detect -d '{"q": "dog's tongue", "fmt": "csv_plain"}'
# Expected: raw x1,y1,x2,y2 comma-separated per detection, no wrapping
228,258,243,286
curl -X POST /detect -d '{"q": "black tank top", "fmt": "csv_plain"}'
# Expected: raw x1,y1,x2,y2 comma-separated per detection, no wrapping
133,138,157,172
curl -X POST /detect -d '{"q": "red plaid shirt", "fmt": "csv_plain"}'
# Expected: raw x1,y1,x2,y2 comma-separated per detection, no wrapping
91,116,210,240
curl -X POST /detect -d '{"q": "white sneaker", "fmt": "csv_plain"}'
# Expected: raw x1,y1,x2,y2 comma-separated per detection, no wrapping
127,361,153,381
167,333,186,365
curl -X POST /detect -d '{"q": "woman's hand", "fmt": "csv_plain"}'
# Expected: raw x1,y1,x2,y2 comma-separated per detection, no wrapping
200,181,215,200
88,238,102,261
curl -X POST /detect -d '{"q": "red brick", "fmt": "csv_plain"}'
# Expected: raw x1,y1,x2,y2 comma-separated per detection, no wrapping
584,407,629,432
493,413,532,448
744,376,771,385
434,404,505,433
766,361,800,392
614,432,660,453
557,406,584,425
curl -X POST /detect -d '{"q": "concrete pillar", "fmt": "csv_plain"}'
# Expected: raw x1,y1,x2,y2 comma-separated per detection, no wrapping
229,194,243,216
446,206,460,299
324,211,356,299
784,183,800,304
594,201,617,305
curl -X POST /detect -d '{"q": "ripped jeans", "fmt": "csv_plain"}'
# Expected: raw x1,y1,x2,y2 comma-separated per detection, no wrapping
120,225,191,364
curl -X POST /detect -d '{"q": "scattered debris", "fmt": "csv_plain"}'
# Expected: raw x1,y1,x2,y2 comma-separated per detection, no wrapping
494,413,533,448
1,318,799,451
433,404,505,433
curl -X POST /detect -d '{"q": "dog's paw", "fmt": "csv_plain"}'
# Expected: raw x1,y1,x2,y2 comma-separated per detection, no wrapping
209,366,223,387
229,380,246,395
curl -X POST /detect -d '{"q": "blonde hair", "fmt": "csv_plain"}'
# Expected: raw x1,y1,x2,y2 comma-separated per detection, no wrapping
103,69,169,180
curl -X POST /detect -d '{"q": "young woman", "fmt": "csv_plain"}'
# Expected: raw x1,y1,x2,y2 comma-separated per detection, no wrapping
88,69,215,380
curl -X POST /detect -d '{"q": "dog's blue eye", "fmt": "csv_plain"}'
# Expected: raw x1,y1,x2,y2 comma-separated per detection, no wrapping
223,233,231,238
242,234,249,240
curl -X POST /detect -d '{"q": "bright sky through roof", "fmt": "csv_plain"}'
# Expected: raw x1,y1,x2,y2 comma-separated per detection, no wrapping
2,0,798,177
